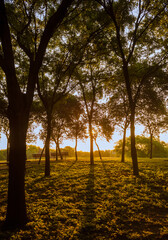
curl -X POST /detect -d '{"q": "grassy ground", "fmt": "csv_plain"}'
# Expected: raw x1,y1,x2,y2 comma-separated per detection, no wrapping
0,157,168,239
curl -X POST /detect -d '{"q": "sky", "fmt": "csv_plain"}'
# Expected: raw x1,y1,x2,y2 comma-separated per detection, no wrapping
0,124,168,151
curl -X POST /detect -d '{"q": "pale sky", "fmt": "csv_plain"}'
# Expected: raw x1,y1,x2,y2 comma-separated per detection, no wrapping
0,124,168,151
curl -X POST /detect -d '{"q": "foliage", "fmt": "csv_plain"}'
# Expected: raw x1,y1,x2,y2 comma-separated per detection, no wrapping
107,82,130,130
114,136,168,158
26,145,42,160
137,84,168,139
62,146,75,157
0,158,168,239
0,149,7,161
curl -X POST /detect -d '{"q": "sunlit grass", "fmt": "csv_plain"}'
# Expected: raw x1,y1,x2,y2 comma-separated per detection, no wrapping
0,157,168,239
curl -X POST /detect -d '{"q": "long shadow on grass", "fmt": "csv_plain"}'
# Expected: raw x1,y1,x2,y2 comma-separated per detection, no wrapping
56,159,77,176
25,160,78,202
136,167,168,221
0,220,23,240
78,164,97,240
121,164,168,238
26,160,77,186
100,159,113,186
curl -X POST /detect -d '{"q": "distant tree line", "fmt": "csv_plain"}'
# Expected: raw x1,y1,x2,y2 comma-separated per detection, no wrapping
114,136,168,158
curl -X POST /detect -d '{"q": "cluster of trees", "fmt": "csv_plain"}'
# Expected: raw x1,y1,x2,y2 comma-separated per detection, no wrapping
0,0,168,228
114,136,168,158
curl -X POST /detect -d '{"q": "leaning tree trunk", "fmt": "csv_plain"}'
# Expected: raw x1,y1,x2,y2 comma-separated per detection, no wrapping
58,141,63,160
38,144,45,165
130,109,139,176
121,123,127,163
75,135,78,161
150,133,153,159
45,115,51,176
94,139,102,161
89,121,94,165
5,109,29,228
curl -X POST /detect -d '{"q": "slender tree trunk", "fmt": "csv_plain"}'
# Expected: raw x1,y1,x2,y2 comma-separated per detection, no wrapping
89,121,94,165
150,133,153,159
38,144,45,165
56,141,58,161
75,135,78,161
123,64,139,176
58,141,63,160
45,115,51,176
5,111,29,228
94,139,102,161
130,110,139,176
121,123,127,163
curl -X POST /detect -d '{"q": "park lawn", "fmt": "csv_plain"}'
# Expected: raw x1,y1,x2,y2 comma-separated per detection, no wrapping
0,157,168,240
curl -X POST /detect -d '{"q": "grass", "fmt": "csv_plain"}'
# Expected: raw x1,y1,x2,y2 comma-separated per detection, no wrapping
0,157,168,239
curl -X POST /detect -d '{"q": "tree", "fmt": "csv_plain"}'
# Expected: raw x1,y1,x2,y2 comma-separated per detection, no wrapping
93,111,114,160
0,0,76,228
142,114,167,159
51,108,67,161
137,85,167,159
95,0,168,176
77,58,106,165
107,82,130,163
65,95,87,161
50,95,87,162
36,0,106,174
114,135,168,158
37,63,73,175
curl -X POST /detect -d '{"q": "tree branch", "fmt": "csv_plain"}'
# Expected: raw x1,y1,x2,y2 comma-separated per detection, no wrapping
0,0,20,98
17,35,33,59
34,0,75,75
127,2,168,63
27,0,75,101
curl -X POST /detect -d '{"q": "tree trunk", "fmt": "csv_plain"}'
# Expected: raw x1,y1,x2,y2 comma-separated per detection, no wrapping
121,123,127,163
0,0,75,229
94,139,102,161
56,142,58,161
89,121,94,165
150,133,153,159
45,115,51,176
5,111,29,228
122,64,139,176
130,110,139,176
58,141,63,160
75,136,78,161
38,144,45,165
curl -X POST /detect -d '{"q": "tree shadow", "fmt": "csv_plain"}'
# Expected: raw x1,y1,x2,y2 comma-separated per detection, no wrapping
57,159,77,176
78,164,96,240
100,159,113,185
26,159,77,186
0,220,26,239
